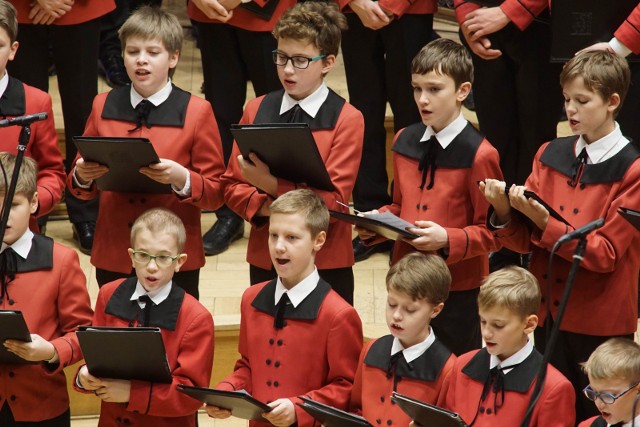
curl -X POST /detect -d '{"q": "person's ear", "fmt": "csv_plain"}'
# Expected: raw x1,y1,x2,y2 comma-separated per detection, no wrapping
456,82,472,103
128,248,135,267
607,93,621,114
168,50,180,70
29,193,38,215
523,314,538,335
313,230,326,253
175,253,188,272
431,302,445,319
8,41,18,62
321,55,336,76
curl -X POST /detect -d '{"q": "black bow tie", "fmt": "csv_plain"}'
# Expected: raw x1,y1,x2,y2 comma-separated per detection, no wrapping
138,294,154,327
274,293,290,329
569,147,589,187
480,363,521,416
129,99,154,132
418,136,441,190
281,104,306,123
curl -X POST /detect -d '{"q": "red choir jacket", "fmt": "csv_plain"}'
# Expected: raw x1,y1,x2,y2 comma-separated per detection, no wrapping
217,278,363,427
489,137,640,336
75,277,214,427
453,0,548,30
0,77,65,222
67,85,225,274
578,416,608,427
336,0,436,18
10,0,115,25
188,0,296,32
350,335,456,427
220,89,364,271
377,121,502,291
0,234,93,422
443,348,575,427
615,4,640,54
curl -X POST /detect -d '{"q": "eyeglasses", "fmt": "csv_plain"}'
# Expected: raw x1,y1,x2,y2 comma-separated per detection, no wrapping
131,250,179,268
583,383,640,404
272,50,326,69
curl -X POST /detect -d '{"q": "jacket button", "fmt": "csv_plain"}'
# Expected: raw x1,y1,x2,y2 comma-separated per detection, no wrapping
559,206,564,211
380,396,384,403
124,419,131,425
479,406,484,413
387,420,392,425
422,205,427,211
274,381,279,387
8,299,14,305
376,419,381,425
580,183,586,190
269,339,274,345
553,300,560,307
486,408,493,415
274,361,281,367
10,395,16,401
277,340,283,346
127,222,133,228
266,359,271,365
8,372,14,378
416,204,420,210
116,417,122,423
573,208,579,214
266,381,272,386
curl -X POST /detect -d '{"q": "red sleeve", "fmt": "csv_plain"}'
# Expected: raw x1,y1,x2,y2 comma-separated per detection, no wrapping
614,5,640,55
66,96,101,200
128,308,215,417
377,0,437,18
291,306,363,426
454,0,548,31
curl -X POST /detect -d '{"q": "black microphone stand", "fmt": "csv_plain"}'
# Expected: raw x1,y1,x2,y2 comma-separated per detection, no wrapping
0,124,32,245
520,236,588,427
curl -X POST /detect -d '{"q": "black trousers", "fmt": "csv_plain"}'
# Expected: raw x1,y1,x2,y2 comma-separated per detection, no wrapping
249,264,355,306
341,13,433,212
8,20,100,223
196,22,281,219
430,287,482,356
534,322,634,424
96,268,201,300
0,404,69,426
462,20,564,185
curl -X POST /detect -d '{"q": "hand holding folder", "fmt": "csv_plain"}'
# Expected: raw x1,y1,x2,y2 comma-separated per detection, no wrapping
0,310,34,364
330,209,419,241
296,396,372,427
391,392,468,427
177,385,271,421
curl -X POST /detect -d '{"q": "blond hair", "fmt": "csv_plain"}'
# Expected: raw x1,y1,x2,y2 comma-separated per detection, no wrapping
478,266,540,318
582,338,640,383
269,189,329,237
273,2,347,57
412,38,473,88
0,0,17,43
560,50,630,116
130,207,187,252
119,6,182,77
0,153,37,199
386,253,451,304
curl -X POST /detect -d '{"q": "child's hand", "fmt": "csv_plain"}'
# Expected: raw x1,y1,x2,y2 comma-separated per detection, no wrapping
94,379,131,403
237,153,277,197
459,20,501,60
263,398,296,427
139,159,188,189
78,365,103,391
75,158,109,184
405,220,448,251
205,404,233,419
508,185,549,231
354,209,379,240
348,0,391,30
3,334,57,362
480,179,511,224
191,0,233,22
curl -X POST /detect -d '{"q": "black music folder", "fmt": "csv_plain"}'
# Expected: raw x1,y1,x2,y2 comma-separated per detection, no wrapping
0,310,34,364
177,385,271,421
296,396,372,427
391,392,468,427
240,0,279,20
551,0,640,62
329,210,419,241
230,123,335,192
519,190,572,227
72,136,171,194
77,326,172,383
619,207,640,231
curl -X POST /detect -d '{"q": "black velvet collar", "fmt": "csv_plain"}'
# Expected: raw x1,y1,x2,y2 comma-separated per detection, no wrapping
253,89,346,130
540,136,640,184
461,348,542,393
589,417,608,427
251,278,331,322
392,122,484,168
363,334,452,382
101,84,190,128
14,234,54,272
0,77,26,117
104,277,185,331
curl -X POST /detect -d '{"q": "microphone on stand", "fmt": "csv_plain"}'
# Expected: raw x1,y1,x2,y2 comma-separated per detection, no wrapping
557,218,605,244
0,113,48,128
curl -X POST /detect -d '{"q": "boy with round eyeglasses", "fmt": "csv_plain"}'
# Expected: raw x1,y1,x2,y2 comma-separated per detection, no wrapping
580,338,640,427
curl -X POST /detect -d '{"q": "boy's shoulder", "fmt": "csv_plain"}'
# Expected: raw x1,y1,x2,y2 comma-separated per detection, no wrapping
0,77,51,116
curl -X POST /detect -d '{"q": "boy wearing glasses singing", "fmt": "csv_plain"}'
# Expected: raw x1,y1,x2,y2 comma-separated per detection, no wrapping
580,338,640,427
76,207,214,427
220,1,364,304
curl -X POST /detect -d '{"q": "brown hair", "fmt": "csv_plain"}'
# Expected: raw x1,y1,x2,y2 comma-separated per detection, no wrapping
269,189,329,237
582,338,640,383
130,207,187,252
478,266,540,318
411,38,473,88
273,2,347,57
119,6,182,77
0,152,37,199
386,252,451,304
0,0,17,43
560,50,631,116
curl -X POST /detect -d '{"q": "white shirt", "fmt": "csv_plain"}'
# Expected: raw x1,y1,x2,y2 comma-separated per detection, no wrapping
0,71,9,99
280,83,329,119
574,122,629,164
489,339,534,375
129,280,173,308
420,112,468,150
1,229,34,259
274,268,319,308
619,414,640,427
390,326,436,363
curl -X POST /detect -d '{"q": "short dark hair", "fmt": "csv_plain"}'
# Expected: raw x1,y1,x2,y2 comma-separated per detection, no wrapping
269,189,329,237
0,0,17,44
386,253,451,304
0,152,37,199
411,38,473,88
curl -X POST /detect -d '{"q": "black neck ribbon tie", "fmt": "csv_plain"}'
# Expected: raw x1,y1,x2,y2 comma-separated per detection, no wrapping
282,104,304,123
418,136,441,190
274,293,290,330
129,99,153,132
569,147,589,187
138,294,154,327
